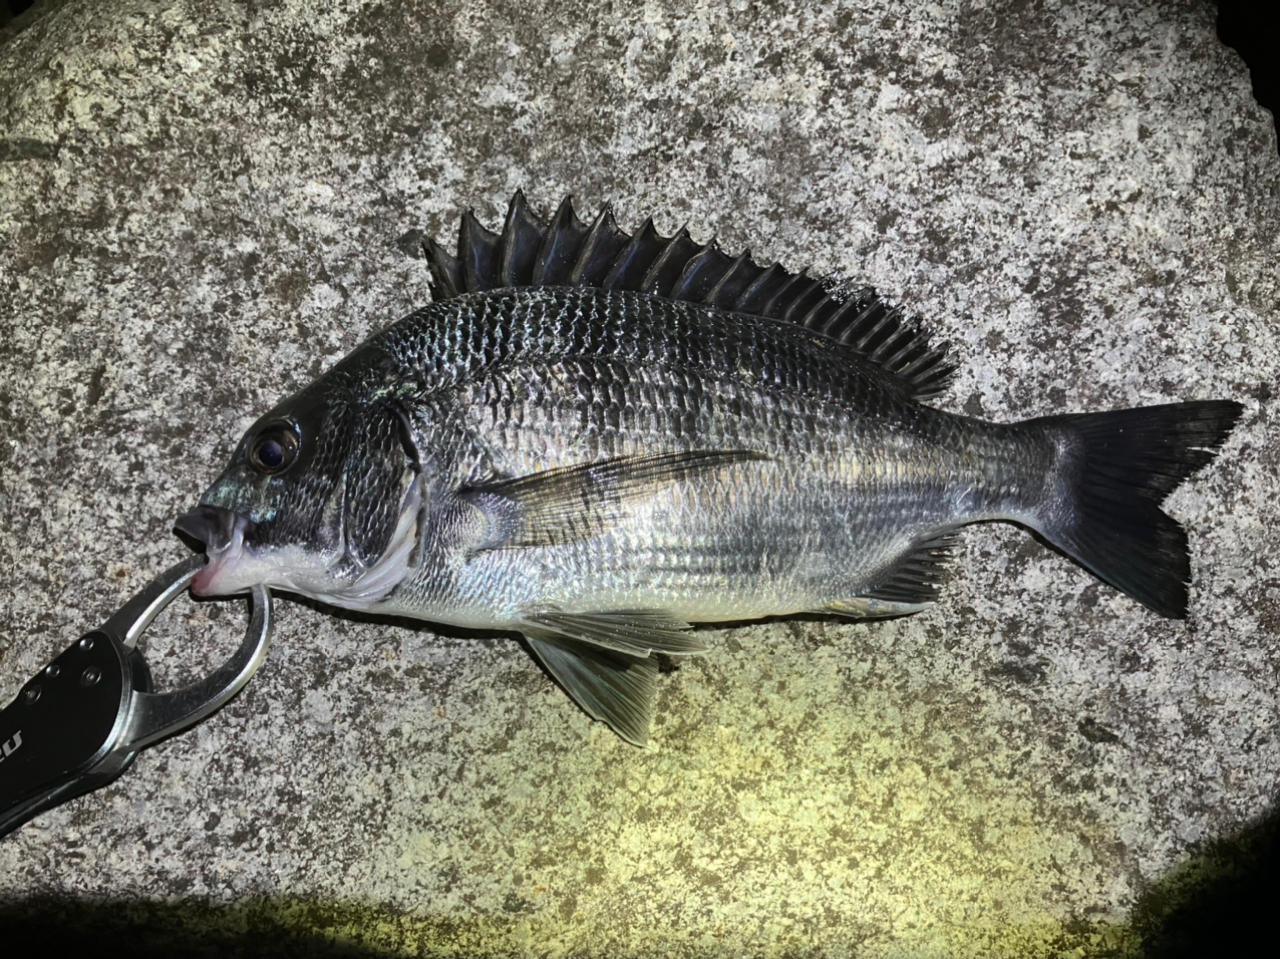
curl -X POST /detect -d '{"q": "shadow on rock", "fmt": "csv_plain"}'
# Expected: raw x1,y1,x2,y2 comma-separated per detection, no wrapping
1,897,415,957
1,805,1277,957
1135,802,1280,956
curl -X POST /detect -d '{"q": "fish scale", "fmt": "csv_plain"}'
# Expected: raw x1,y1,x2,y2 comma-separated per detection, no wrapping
408,293,915,461
177,193,1243,745
363,288,1014,621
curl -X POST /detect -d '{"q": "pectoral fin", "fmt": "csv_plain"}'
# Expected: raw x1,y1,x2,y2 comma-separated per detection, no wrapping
462,449,767,549
524,632,658,746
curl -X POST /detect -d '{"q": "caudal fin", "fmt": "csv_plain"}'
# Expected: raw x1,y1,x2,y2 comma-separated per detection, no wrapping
1027,400,1243,618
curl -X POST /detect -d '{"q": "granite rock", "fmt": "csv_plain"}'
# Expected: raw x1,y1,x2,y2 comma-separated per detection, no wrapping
1,1,1277,956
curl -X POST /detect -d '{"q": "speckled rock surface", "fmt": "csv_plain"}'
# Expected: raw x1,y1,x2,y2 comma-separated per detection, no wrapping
1,0,1277,956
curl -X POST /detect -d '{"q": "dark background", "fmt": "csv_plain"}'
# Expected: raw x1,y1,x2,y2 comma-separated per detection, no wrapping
1215,0,1278,119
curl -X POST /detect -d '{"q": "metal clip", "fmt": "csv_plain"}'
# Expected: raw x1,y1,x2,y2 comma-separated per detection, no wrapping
0,555,272,838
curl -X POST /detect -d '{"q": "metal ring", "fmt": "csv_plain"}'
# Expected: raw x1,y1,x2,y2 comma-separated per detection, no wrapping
101,556,274,752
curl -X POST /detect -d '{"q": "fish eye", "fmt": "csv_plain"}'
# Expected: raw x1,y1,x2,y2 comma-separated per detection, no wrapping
248,424,299,474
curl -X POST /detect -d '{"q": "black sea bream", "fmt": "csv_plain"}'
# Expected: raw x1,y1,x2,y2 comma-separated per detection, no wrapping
176,193,1242,744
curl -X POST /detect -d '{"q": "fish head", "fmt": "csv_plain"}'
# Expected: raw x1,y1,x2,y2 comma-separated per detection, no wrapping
176,378,422,609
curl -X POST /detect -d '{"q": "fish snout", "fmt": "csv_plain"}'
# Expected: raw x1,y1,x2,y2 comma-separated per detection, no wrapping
174,505,256,553
174,506,257,596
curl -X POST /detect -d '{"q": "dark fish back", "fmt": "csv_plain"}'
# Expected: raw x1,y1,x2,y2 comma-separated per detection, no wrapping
370,285,932,445
423,192,958,400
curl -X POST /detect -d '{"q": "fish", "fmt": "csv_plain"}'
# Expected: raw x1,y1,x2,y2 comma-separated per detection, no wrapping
175,192,1243,745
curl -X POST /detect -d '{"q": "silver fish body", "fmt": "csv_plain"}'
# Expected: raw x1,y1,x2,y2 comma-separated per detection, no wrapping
358,286,1039,626
177,194,1241,744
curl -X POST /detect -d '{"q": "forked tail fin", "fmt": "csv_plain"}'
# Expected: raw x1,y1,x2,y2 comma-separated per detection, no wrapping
1026,401,1243,618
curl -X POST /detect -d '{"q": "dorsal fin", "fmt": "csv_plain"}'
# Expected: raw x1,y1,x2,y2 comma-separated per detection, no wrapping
423,191,958,399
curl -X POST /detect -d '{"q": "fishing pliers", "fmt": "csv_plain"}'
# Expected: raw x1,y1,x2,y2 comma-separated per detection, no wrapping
0,555,272,838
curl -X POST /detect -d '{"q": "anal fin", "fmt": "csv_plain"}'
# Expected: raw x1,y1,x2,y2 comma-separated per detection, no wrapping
849,529,961,608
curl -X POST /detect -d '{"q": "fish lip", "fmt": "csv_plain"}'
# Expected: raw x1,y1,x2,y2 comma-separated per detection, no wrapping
174,506,257,596
174,505,257,553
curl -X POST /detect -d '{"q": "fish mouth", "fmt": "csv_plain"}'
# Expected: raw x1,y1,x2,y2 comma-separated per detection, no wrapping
174,505,257,596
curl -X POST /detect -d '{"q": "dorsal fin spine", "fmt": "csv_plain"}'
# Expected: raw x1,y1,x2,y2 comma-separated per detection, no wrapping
498,190,546,287
705,249,762,309
833,300,879,344
782,276,828,323
572,205,628,286
668,242,729,303
424,235,462,300
602,217,665,291
460,210,502,292
733,262,789,314
810,293,856,338
639,227,699,296
797,295,837,332
814,288,876,340
762,270,813,319
532,195,589,285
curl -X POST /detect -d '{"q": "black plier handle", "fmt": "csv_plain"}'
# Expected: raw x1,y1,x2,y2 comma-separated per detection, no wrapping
0,555,272,838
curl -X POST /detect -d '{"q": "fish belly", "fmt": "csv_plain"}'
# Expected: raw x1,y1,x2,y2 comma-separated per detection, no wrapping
383,433,1002,629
